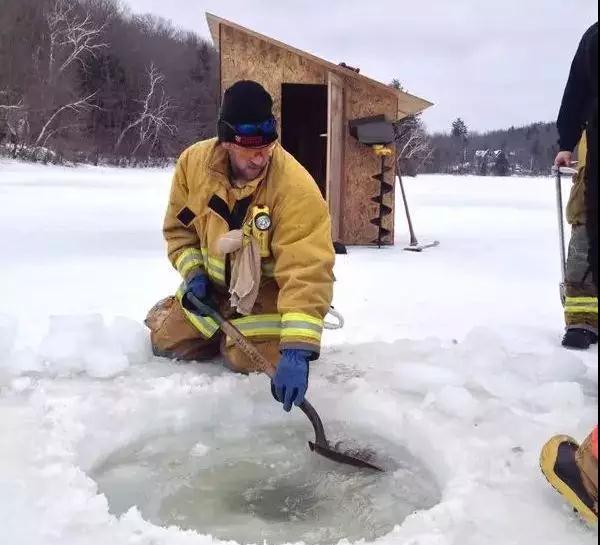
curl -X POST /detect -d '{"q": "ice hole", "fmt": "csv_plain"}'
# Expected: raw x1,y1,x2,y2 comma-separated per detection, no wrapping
92,424,441,544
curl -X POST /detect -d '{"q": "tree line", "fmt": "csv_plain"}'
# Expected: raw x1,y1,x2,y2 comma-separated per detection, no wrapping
0,3,563,175
390,84,562,177
0,0,218,165
422,118,563,176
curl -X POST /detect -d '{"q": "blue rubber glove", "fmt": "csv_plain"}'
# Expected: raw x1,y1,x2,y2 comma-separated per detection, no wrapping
271,349,312,412
181,273,210,314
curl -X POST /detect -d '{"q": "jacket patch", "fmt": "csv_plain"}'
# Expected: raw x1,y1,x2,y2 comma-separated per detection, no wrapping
208,195,253,230
231,196,254,230
177,206,196,227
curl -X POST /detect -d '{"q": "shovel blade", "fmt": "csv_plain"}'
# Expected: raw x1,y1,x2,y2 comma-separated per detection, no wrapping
309,441,383,472
404,240,440,252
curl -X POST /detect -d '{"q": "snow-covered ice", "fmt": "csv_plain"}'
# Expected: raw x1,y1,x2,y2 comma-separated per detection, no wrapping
0,159,597,545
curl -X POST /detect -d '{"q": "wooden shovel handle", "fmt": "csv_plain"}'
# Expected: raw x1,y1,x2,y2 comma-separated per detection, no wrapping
185,293,327,446
183,293,275,376
218,318,276,378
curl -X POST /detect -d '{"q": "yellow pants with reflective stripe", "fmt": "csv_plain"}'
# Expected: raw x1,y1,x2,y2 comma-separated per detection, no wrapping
565,296,598,332
167,280,323,354
145,295,280,373
565,297,598,312
564,225,598,331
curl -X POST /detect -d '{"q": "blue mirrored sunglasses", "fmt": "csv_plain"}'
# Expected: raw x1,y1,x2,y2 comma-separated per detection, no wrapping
221,118,276,136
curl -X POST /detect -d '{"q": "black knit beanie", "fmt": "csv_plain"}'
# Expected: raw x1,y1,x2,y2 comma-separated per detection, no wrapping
218,80,278,147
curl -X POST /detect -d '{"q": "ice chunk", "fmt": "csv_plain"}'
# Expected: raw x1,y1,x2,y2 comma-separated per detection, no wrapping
190,442,210,457
459,328,508,370
10,376,33,393
9,349,44,374
395,363,465,395
430,386,480,420
108,316,152,365
524,382,585,413
505,350,587,383
477,371,530,400
84,347,129,379
38,314,101,374
37,314,129,377
0,337,44,377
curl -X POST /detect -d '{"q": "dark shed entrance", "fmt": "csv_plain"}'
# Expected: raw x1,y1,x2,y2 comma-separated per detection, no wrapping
281,83,328,198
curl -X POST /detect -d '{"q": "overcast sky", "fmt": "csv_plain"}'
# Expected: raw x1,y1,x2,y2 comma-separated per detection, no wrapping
124,0,597,133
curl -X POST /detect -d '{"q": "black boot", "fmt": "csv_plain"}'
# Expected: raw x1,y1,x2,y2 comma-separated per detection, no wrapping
333,241,348,255
562,328,599,350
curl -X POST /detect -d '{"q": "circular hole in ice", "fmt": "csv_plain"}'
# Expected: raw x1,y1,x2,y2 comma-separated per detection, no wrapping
92,423,440,545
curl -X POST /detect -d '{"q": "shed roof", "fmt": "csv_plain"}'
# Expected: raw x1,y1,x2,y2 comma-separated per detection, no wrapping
206,13,433,118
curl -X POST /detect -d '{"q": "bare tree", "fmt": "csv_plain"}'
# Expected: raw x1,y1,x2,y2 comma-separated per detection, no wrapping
1,0,217,162
396,120,433,159
24,0,108,147
46,0,108,80
0,91,23,111
114,63,176,156
35,92,99,146
393,115,433,174
0,90,24,147
389,79,432,174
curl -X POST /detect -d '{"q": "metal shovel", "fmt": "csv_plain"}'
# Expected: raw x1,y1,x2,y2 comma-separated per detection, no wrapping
185,293,383,472
397,173,440,252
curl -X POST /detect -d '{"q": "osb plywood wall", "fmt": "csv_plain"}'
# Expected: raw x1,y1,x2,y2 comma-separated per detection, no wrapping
220,26,327,125
343,78,398,245
220,24,398,246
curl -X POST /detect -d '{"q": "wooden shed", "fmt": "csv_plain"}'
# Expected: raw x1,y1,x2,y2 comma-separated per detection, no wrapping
206,13,433,246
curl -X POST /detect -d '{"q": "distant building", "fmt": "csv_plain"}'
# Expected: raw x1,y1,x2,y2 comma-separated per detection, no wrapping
474,149,511,176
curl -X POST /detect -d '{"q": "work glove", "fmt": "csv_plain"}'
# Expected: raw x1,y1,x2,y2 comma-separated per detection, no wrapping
271,349,312,412
181,272,211,314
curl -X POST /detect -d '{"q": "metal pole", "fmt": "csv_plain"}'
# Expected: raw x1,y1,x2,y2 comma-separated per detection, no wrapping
398,172,418,246
555,168,568,286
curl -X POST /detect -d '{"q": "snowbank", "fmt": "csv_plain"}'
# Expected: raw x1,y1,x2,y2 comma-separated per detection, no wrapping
0,313,150,379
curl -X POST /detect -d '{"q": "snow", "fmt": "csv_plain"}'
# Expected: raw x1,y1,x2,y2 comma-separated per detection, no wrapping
0,159,597,545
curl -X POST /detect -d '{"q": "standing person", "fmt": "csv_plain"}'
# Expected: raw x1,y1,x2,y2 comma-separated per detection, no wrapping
541,22,598,525
145,80,335,413
561,132,598,349
554,22,598,350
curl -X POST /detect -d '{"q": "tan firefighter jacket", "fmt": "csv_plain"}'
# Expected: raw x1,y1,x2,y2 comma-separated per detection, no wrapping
163,138,335,354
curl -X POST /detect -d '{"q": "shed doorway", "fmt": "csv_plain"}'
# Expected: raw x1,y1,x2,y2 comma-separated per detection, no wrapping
281,84,328,198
